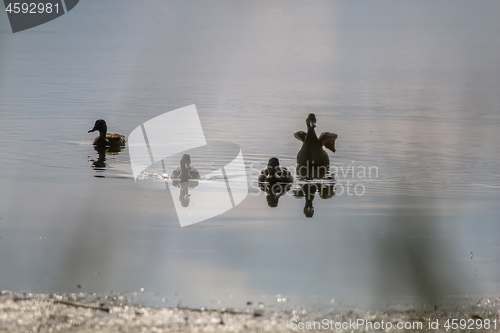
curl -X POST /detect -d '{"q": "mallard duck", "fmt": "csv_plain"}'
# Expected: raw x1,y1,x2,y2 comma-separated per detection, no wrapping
258,157,293,183
171,154,200,182
88,119,126,148
294,113,337,178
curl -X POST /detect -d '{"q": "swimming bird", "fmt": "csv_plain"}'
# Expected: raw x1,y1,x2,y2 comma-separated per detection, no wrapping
171,154,201,182
258,157,293,183
294,113,337,179
88,119,126,148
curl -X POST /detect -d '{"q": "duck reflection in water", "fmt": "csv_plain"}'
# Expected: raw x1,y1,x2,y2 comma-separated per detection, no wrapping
293,181,336,218
258,157,293,207
294,113,338,179
171,154,200,207
89,146,126,174
259,182,293,208
88,120,126,173
174,181,199,207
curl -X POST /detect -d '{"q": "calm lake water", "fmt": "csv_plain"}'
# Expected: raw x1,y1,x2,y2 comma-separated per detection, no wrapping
0,0,499,310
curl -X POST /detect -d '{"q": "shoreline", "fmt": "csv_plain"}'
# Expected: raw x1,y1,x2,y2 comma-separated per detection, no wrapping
1,291,498,332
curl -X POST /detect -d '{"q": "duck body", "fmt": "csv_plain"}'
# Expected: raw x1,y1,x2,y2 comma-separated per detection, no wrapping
294,113,338,179
171,154,200,182
88,119,126,148
297,126,330,167
258,157,293,183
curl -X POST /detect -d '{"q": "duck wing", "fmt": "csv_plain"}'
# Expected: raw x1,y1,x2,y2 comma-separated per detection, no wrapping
277,167,293,183
294,131,307,142
319,132,338,153
189,168,201,179
258,171,267,183
106,133,126,146
171,167,181,179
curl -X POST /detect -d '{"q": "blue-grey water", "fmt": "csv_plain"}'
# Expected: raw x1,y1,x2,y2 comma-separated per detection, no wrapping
1,0,499,310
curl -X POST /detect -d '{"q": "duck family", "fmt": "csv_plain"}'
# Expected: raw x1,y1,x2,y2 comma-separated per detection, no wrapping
88,114,338,215
258,113,338,182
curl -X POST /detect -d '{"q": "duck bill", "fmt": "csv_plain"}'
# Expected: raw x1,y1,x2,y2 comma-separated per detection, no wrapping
311,121,316,128
88,126,97,133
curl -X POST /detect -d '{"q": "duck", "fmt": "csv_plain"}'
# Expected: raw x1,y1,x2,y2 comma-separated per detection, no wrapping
258,157,293,183
88,119,126,148
171,154,201,182
294,113,337,179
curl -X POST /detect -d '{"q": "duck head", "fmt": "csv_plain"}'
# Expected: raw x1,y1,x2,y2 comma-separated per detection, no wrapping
267,157,280,169
88,119,107,134
265,157,280,177
180,154,192,170
306,113,316,129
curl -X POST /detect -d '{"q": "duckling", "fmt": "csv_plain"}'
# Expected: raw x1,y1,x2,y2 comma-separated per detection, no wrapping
294,113,337,179
88,119,126,148
258,157,293,183
171,154,200,182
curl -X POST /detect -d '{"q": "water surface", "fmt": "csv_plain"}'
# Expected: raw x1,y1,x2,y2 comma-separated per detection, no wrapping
0,0,499,309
